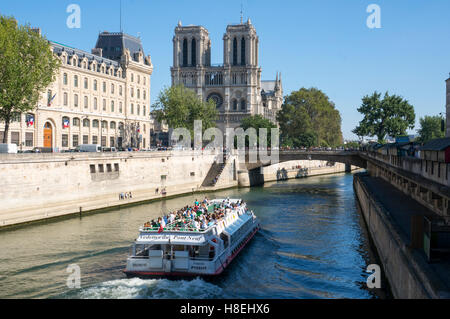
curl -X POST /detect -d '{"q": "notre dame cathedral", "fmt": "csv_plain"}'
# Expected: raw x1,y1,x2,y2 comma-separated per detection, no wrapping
170,18,283,133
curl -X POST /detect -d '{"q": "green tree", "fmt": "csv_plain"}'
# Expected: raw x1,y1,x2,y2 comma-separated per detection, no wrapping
152,84,218,138
277,88,343,147
417,115,445,144
353,91,415,143
240,114,277,147
0,16,60,143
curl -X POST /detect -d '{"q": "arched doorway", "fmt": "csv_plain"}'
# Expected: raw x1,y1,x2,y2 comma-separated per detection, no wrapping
43,122,53,148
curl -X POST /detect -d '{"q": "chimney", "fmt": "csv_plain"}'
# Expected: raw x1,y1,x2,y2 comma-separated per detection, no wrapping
91,48,103,57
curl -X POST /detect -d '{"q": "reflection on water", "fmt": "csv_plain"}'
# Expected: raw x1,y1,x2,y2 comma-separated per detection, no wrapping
0,173,381,299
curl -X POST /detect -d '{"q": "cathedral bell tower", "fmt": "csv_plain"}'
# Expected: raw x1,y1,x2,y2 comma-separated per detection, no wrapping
173,21,211,68
223,18,258,67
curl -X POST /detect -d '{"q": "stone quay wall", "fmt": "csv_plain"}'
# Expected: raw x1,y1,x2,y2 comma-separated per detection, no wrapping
353,173,448,299
0,151,238,228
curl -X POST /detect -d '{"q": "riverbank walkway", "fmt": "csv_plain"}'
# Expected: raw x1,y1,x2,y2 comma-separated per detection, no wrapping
358,173,450,295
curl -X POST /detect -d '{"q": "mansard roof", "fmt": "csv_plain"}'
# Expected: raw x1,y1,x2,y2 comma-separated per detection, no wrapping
51,41,120,67
94,31,145,62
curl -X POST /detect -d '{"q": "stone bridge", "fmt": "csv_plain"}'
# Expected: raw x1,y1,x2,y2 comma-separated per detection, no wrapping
243,150,367,171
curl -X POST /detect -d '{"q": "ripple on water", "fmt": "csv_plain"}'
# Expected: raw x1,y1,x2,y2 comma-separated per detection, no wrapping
66,278,228,299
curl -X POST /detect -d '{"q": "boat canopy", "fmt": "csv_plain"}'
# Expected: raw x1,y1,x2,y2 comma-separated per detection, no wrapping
223,213,252,236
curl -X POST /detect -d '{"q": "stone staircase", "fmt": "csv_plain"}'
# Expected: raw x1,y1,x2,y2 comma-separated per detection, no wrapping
202,154,228,187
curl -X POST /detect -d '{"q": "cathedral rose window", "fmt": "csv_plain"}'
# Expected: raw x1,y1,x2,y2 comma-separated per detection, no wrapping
207,93,223,109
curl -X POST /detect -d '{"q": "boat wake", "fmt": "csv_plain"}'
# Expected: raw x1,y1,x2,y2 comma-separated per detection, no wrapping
66,277,229,299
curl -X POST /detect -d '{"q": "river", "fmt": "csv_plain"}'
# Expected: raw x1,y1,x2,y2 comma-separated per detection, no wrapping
0,172,386,299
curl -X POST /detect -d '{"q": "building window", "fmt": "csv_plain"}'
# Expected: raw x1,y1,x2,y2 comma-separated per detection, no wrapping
92,136,98,144
183,38,188,67
90,165,96,173
63,93,68,106
83,119,90,128
103,99,106,111
25,133,33,147
101,136,106,147
98,164,104,173
143,106,146,117
110,137,115,147
232,99,238,111
47,90,53,106
74,94,78,107
233,37,238,66
241,37,246,65
111,101,115,113
240,99,246,111
114,163,119,172
137,89,140,99
119,86,123,96
191,38,197,66
119,102,123,113
84,78,88,89
63,73,68,85
143,90,146,100
62,134,68,147
73,135,79,147
131,73,134,82
73,118,80,127
93,120,99,128
94,97,98,110
131,104,134,114
138,75,141,84
83,135,89,144
103,82,107,93
11,132,19,146
101,121,107,129
110,122,116,129
107,164,112,173
137,104,140,116
131,88,134,98
11,113,21,122
94,80,98,91
111,84,115,94
84,96,88,108
74,75,78,87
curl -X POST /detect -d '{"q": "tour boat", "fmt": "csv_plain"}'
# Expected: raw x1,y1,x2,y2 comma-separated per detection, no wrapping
123,199,260,278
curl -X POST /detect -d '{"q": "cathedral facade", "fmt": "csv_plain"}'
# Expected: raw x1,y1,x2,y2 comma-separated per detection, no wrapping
170,19,283,133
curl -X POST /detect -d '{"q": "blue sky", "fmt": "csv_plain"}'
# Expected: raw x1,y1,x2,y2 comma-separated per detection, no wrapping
1,0,449,140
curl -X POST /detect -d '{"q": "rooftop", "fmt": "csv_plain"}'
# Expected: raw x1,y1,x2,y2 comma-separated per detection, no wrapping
94,31,148,63
421,137,450,151
51,41,120,67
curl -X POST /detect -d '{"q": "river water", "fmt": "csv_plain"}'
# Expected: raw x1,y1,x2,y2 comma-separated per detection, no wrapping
0,173,384,299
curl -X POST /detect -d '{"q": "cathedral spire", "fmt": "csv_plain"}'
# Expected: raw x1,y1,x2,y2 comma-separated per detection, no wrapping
240,5,243,24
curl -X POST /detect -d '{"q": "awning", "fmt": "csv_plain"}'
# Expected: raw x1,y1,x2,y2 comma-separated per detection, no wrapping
223,214,252,236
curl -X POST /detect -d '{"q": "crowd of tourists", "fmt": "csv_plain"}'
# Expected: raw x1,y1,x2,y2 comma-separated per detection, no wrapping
143,197,247,232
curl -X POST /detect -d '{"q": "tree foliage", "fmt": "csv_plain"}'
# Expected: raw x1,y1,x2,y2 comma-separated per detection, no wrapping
416,115,445,144
277,88,343,148
353,91,415,143
0,15,60,143
240,114,277,147
152,84,218,138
